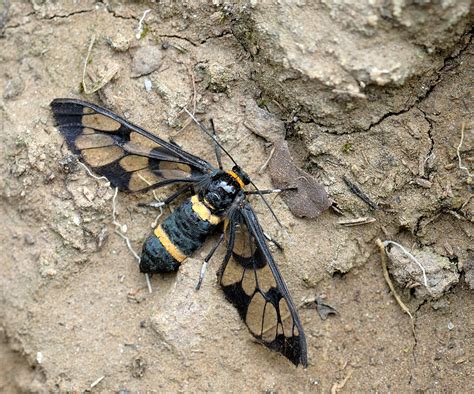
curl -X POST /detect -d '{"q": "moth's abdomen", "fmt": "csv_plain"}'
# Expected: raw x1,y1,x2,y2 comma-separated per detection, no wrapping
140,232,181,273
140,195,221,273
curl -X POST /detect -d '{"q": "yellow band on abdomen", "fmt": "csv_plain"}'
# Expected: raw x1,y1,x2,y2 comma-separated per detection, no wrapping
191,195,221,225
154,225,187,263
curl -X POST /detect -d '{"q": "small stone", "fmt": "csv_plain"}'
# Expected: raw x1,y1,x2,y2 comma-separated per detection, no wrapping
127,289,146,303
40,264,57,278
144,78,153,92
207,63,229,93
3,77,25,100
82,186,95,202
431,299,449,310
447,321,454,331
385,245,459,300
24,234,35,245
36,352,44,364
463,257,474,290
96,227,109,250
131,46,162,78
415,178,432,188
107,32,131,52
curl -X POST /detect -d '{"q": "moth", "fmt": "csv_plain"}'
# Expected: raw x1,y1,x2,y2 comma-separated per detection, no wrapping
50,98,308,366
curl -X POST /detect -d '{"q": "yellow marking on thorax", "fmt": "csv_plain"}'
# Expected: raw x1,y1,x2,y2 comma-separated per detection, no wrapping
191,195,222,225
226,170,245,189
154,225,187,263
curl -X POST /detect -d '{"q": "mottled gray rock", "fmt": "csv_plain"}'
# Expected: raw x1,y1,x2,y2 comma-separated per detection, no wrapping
3,77,24,100
463,257,474,290
131,46,163,78
243,98,285,142
386,244,459,299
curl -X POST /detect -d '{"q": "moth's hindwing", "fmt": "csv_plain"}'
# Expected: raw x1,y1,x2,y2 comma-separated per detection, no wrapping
219,206,308,366
50,98,211,192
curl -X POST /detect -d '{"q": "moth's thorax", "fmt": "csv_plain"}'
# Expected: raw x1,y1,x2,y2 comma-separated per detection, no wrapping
200,170,243,211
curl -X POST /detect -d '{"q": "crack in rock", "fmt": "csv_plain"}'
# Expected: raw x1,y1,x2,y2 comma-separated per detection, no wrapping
288,30,472,137
4,8,95,31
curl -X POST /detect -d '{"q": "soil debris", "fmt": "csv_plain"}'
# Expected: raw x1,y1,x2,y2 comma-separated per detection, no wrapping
131,357,147,379
342,176,379,210
315,297,338,320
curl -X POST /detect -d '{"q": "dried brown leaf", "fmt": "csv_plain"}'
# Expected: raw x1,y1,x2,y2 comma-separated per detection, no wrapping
269,140,330,219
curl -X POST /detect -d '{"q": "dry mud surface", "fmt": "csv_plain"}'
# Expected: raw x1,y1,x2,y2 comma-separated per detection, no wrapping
0,1,473,393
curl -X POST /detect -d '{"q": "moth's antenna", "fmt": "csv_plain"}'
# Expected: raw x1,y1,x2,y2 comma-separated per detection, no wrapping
249,179,283,228
183,108,238,167
184,107,283,228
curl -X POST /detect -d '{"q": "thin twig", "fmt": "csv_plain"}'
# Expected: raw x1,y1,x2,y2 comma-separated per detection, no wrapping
90,375,105,389
457,122,472,178
77,162,152,292
330,369,353,394
342,176,379,210
81,35,118,94
258,145,275,174
135,173,164,228
338,217,376,226
376,239,415,332
170,63,197,137
81,35,96,95
111,188,153,293
187,62,197,116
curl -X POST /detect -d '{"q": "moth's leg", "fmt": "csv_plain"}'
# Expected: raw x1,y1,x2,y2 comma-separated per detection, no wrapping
139,185,193,209
196,233,225,290
209,119,223,170
244,187,297,195
263,231,283,251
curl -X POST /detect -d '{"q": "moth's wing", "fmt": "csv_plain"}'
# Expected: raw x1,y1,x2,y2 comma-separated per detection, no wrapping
219,203,308,367
50,98,214,192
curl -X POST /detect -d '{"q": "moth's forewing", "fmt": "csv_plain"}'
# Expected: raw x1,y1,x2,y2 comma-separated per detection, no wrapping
51,99,207,191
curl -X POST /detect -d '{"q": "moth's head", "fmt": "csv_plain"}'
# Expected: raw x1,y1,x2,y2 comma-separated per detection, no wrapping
203,172,239,210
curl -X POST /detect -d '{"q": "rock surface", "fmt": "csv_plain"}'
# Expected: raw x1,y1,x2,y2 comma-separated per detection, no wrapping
232,1,471,133
0,1,472,392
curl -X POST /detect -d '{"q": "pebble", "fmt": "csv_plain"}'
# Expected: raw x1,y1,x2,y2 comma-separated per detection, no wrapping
415,178,432,188
82,186,95,202
24,233,35,245
107,32,131,52
447,321,454,330
144,78,153,92
3,77,24,100
131,46,162,78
